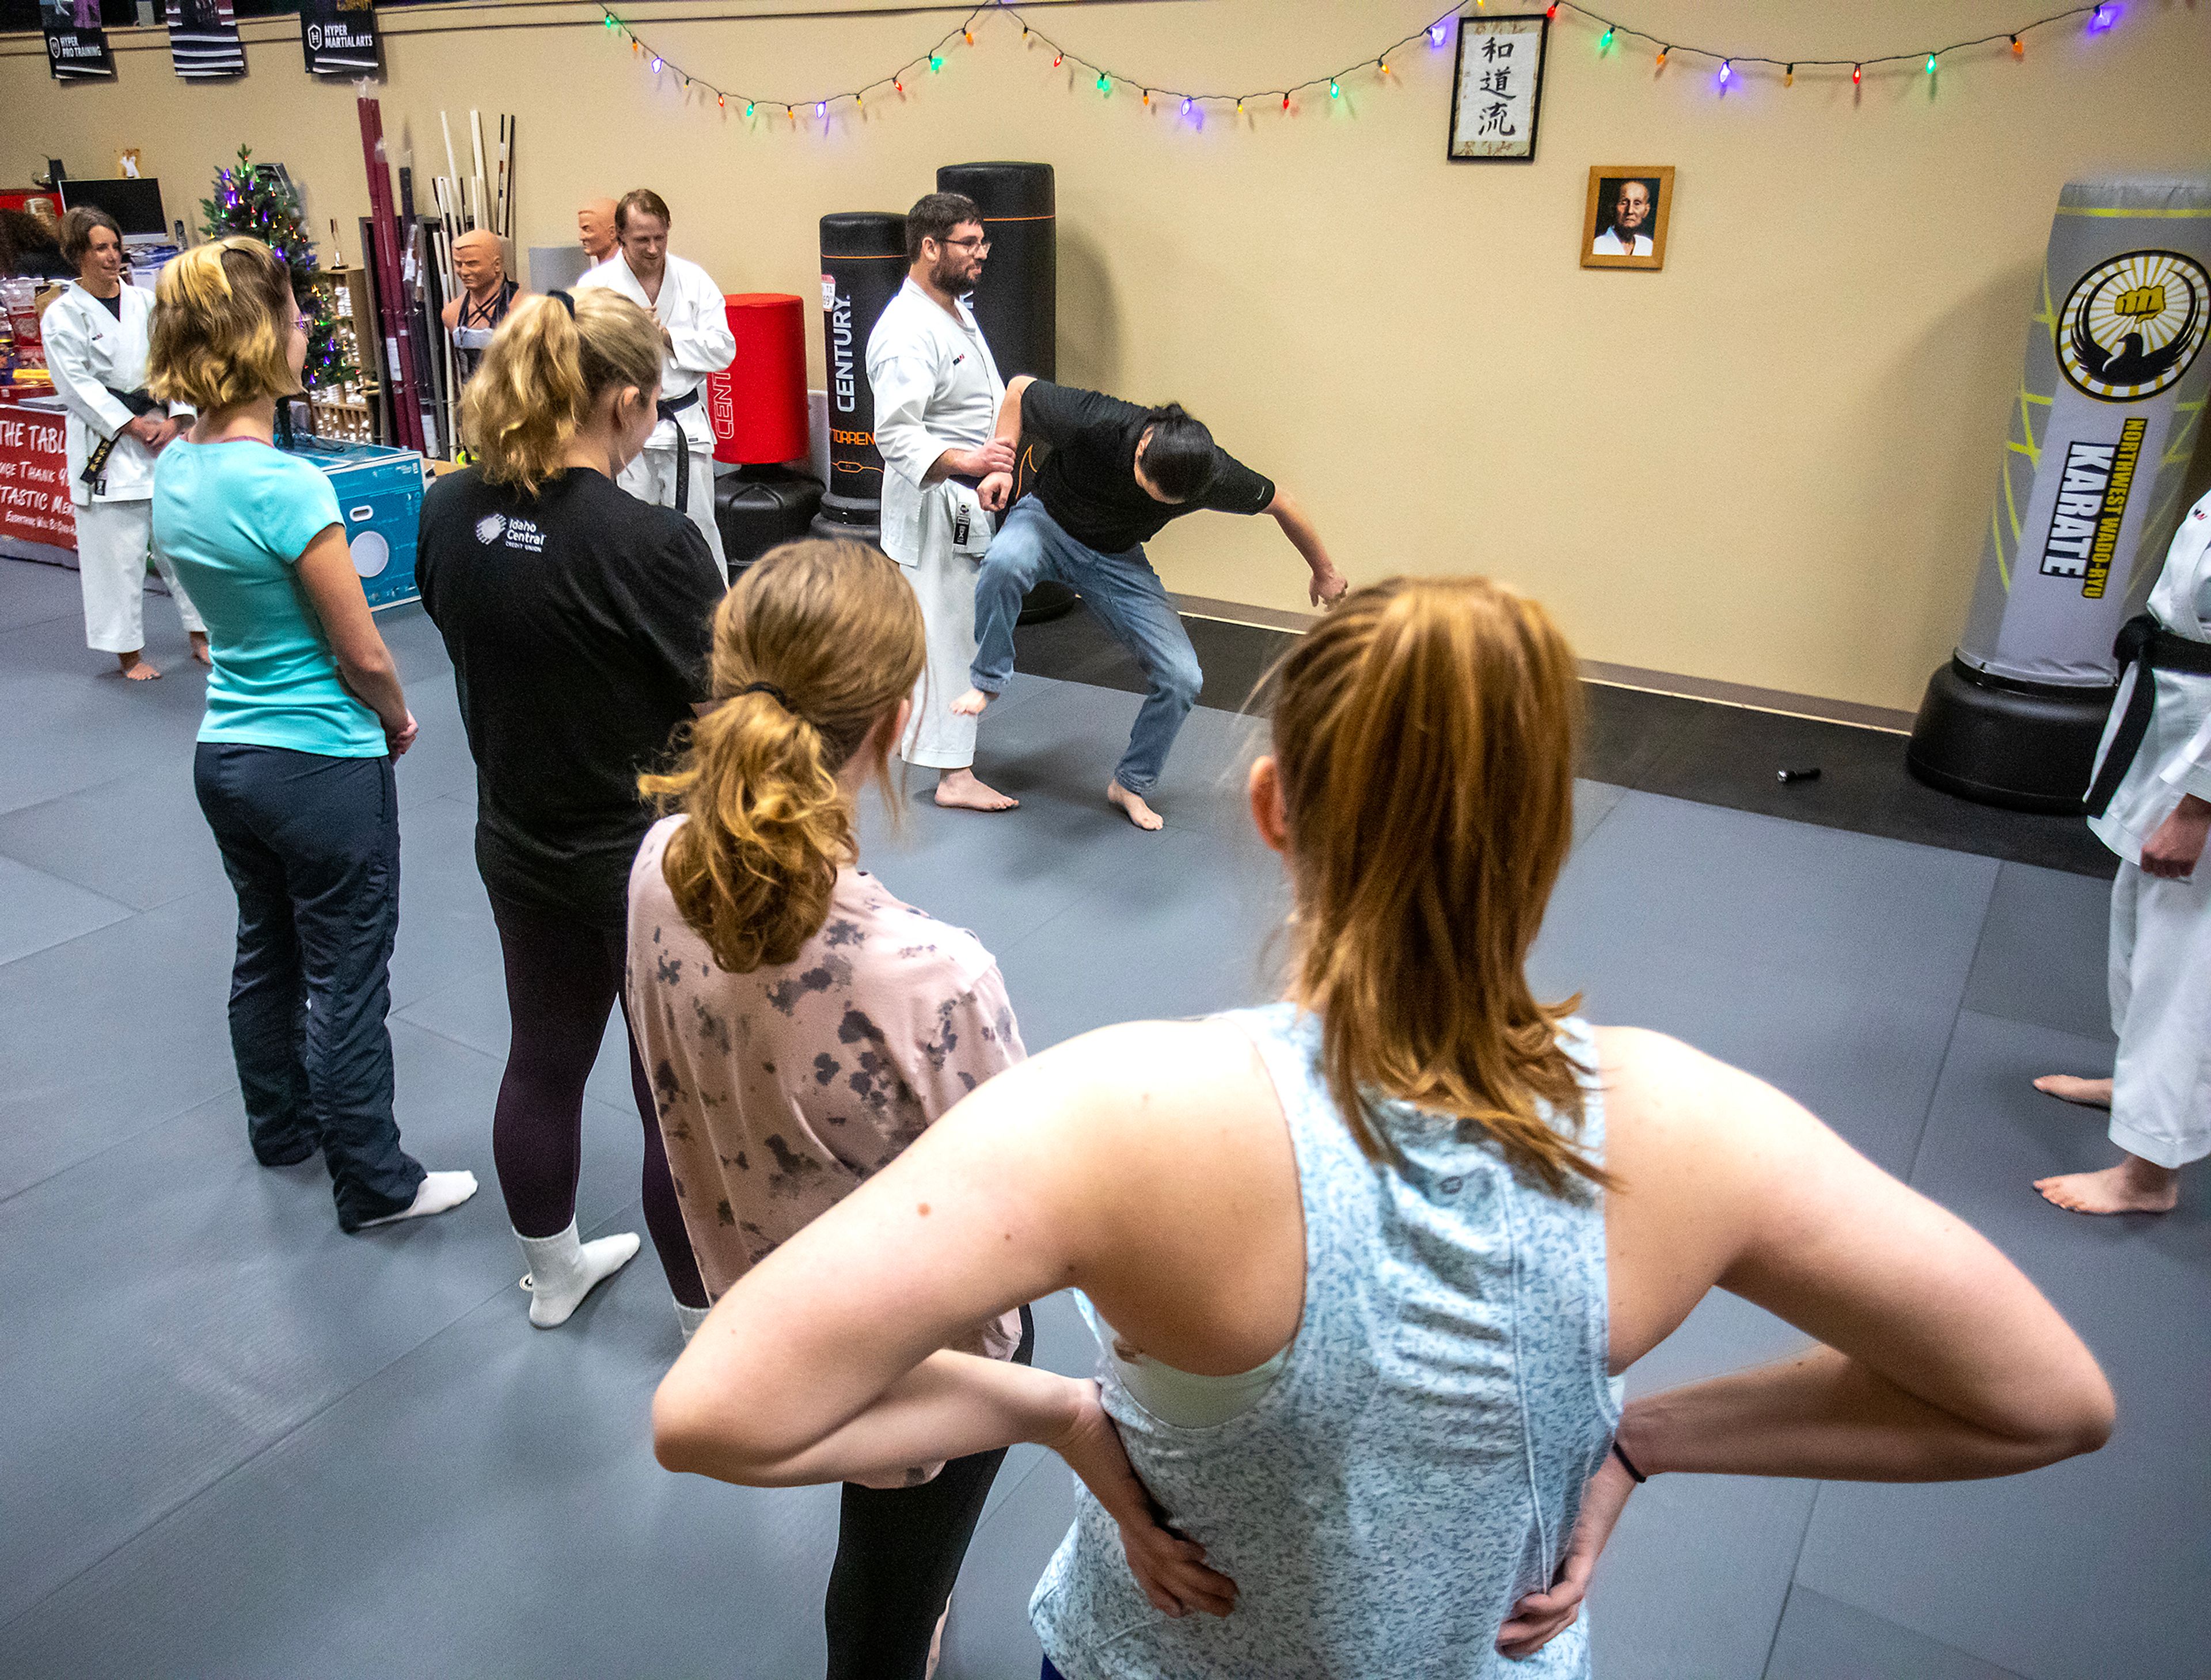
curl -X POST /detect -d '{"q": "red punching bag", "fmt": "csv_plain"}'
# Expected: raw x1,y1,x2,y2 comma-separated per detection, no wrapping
706,292,808,466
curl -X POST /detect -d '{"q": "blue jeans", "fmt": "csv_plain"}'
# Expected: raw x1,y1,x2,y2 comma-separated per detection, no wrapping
971,496,1202,796
193,742,426,1231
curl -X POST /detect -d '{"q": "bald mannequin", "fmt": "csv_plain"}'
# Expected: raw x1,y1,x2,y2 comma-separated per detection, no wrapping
441,230,521,386
578,198,618,264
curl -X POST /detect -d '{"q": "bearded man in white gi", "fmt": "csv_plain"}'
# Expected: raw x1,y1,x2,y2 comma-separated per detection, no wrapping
2034,485,2211,1215
578,188,735,574
43,206,206,680
866,192,1018,811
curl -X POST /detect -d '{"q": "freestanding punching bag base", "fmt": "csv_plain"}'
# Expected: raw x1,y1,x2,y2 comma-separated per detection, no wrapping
1905,658,2111,815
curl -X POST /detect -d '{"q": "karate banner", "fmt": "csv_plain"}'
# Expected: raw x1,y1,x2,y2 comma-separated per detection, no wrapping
41,1,115,81
166,0,246,80
0,406,77,558
301,0,379,78
1957,174,2211,687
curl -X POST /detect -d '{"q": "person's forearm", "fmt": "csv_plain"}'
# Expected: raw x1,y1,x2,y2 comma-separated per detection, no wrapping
1619,1347,2107,1483
991,377,1033,450
655,1347,1080,1488
667,319,737,376
1271,496,1334,576
335,656,408,734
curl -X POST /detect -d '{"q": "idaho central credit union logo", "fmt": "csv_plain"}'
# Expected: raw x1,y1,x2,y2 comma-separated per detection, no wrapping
474,512,506,545
2057,249,2208,403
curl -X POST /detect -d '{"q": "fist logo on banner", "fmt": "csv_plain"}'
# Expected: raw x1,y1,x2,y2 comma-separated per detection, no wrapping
2058,250,2208,402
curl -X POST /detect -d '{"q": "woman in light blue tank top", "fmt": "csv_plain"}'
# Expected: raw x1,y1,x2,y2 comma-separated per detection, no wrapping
653,578,2112,1678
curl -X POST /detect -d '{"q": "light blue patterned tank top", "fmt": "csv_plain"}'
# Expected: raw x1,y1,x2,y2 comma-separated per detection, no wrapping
1031,1002,1619,1678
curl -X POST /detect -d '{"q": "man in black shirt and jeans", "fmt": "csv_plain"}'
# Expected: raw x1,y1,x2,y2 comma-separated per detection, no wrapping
960,377,1347,829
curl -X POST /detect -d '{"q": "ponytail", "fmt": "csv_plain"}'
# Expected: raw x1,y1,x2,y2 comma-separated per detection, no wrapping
462,288,663,494
1264,576,1608,1196
640,539,925,973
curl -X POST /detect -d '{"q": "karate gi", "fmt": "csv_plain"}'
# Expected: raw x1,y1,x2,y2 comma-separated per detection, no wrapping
578,250,735,574
2083,487,2211,1169
1590,227,1653,257
41,281,205,655
867,278,1005,770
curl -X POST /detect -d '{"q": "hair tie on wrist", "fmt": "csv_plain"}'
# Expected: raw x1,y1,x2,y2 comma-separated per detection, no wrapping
549,288,576,317
738,681,792,710
1611,1439,1648,1484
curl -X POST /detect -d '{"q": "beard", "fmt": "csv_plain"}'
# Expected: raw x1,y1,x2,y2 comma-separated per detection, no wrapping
929,253,976,295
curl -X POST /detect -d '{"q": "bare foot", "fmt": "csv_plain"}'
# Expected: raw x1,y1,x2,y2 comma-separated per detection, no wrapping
2033,1075,2112,1109
189,632,212,668
117,650,161,681
2034,1156,2179,1215
1108,780,1165,831
934,767,1019,812
949,687,996,719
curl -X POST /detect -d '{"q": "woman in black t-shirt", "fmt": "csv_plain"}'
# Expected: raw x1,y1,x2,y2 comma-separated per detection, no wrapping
417,289,721,1335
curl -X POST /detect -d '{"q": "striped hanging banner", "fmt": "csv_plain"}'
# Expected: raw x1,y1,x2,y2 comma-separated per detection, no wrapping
165,0,246,80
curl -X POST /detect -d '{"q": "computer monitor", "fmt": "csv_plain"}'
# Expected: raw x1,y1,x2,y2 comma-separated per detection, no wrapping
58,178,167,238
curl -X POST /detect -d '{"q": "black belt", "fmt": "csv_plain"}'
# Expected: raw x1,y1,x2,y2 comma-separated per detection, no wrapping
659,389,701,509
79,387,163,491
2084,613,2211,816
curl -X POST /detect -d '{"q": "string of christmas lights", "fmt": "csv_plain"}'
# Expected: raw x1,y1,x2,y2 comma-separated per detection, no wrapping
595,0,2130,125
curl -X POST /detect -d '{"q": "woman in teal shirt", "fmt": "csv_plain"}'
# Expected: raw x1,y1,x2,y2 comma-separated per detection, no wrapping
148,237,474,1234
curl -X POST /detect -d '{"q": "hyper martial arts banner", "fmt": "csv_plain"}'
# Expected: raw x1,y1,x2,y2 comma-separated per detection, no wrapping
1957,174,2211,687
301,0,379,78
41,0,115,81
166,0,245,79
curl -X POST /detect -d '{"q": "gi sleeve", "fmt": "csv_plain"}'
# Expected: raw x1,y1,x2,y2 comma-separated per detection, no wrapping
664,265,735,377
2159,704,2211,805
868,336,951,491
42,305,135,439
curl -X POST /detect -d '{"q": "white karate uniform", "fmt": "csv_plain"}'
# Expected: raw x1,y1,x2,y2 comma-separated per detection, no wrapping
1590,227,1653,256
867,278,1005,770
578,249,735,573
2083,488,2211,1169
41,282,205,655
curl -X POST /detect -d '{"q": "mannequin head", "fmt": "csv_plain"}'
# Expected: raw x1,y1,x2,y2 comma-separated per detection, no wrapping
578,197,618,261
452,229,505,299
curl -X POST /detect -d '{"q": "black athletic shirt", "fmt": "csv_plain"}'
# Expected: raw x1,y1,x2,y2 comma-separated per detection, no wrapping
416,466,723,928
1021,381,1275,554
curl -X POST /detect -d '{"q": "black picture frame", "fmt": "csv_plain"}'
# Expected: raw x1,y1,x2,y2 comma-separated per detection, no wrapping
1448,12,1549,164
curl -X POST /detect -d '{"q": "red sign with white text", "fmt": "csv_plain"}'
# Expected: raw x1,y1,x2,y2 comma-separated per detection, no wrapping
0,405,77,552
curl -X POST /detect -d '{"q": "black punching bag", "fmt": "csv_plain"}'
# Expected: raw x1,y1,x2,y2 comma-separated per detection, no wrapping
937,161,1075,624
811,211,907,542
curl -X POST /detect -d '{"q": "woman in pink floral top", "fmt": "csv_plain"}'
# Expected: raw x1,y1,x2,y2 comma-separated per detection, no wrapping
626,537,1027,1680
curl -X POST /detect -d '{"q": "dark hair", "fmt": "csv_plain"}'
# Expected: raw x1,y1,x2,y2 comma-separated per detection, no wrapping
905,192,982,263
59,206,123,269
617,188,672,233
1135,403,1218,502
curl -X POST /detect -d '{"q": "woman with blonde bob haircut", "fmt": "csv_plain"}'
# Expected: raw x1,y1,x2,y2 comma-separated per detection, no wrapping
627,538,1037,1678
151,237,474,1233
653,574,2115,1678
416,287,721,1333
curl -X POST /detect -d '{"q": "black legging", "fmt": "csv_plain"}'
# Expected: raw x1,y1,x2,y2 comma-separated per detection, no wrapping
487,891,706,1308
825,1305,1038,1680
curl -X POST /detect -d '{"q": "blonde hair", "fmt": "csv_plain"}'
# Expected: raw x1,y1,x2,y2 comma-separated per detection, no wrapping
640,539,925,974
146,237,297,413
1264,576,1605,1195
461,290,663,495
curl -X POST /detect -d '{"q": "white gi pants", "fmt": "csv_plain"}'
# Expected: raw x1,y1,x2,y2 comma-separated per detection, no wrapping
76,499,204,655
2107,859,2211,1169
896,501,981,771
618,444,727,575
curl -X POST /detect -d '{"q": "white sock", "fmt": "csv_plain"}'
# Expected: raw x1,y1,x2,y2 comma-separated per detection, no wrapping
516,1221,641,1328
356,1169,480,1230
674,1298,711,1342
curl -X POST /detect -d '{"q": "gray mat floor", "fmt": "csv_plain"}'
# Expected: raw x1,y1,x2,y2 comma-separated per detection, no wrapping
0,559,2202,1679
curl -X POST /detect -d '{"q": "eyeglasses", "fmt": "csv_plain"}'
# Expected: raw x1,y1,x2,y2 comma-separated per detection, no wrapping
943,235,993,253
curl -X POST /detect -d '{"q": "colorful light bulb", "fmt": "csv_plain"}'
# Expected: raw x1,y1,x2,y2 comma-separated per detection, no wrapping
1852,63,1862,84
930,53,944,71
1599,26,1614,50
816,100,826,115
2010,34,2023,56
1429,23,1446,45
1328,79,1340,97
1784,63,1794,85
1924,53,1937,73
1718,59,1730,83
1655,47,1668,67
1180,96,1191,113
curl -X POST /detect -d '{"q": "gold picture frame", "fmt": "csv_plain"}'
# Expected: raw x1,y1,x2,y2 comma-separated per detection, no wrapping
1581,166,1674,271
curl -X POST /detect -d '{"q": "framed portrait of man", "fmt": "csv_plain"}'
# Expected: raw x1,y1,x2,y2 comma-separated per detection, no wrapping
1582,167,1675,271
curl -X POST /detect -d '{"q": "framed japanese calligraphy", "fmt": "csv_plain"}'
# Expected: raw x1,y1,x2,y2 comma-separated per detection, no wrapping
1449,13,1548,162
1582,166,1675,270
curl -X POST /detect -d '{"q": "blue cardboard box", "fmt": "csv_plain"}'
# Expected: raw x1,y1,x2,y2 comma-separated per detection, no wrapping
279,437,428,610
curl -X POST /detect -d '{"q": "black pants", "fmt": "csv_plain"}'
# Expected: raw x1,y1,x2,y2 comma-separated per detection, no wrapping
824,1305,1037,1680
193,743,425,1230
486,891,706,1308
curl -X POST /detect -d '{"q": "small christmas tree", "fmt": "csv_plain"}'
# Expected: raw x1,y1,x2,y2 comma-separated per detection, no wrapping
199,145,354,392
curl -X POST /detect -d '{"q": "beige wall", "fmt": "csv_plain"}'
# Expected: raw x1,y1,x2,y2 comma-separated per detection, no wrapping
6,0,2209,710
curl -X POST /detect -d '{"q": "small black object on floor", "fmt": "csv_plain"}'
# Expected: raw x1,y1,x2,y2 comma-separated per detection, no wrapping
1012,609,2117,880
